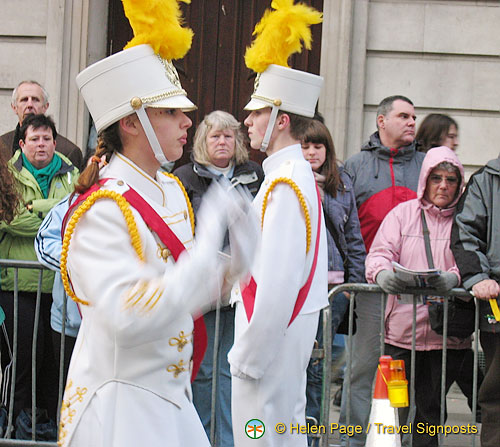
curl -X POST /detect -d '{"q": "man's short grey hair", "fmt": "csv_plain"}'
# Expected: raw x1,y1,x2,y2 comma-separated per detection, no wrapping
376,95,413,128
11,80,49,106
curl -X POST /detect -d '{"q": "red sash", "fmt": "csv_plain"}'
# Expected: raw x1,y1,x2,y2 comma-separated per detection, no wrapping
63,179,207,382
241,185,322,326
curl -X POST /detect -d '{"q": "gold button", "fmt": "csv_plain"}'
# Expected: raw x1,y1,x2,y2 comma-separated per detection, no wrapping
183,210,188,220
130,96,143,109
117,180,124,186
235,288,239,295
273,99,282,106
161,247,171,261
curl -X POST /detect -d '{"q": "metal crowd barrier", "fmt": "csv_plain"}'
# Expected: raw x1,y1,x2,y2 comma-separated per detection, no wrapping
309,283,481,447
0,259,60,446
0,259,482,447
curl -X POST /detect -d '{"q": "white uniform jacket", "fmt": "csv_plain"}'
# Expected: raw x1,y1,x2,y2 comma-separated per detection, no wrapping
228,144,329,379
59,153,222,446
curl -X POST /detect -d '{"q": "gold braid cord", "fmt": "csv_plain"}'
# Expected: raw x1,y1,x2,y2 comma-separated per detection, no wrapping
161,171,195,236
60,190,145,306
261,177,311,253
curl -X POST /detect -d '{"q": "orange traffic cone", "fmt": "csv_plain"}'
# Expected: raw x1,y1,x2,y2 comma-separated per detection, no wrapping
365,356,403,447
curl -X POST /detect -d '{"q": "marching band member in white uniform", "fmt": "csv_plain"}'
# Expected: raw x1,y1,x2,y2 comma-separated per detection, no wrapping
57,17,258,447
228,2,328,446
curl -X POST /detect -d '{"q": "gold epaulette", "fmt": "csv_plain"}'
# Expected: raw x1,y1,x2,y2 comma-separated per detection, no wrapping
261,177,311,253
60,189,144,306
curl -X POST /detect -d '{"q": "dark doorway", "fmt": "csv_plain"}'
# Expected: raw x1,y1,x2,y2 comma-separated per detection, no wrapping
107,0,323,166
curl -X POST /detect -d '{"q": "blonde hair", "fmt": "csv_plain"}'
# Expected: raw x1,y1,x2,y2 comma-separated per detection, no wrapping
192,110,248,166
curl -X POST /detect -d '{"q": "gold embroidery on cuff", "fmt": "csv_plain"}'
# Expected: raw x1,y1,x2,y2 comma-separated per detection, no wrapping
124,281,148,309
145,289,164,312
141,286,162,311
124,281,164,313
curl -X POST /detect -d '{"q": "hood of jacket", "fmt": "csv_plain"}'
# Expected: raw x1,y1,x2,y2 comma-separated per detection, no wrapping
417,146,465,211
483,155,500,176
361,131,418,162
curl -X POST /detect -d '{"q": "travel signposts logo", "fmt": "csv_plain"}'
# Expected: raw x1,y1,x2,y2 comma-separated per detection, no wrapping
245,419,265,439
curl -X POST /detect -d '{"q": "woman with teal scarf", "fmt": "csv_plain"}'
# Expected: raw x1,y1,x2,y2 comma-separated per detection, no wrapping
0,114,79,436
21,151,62,198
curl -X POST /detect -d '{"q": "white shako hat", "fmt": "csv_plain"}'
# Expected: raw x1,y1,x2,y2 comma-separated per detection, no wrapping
76,44,196,165
244,64,323,119
76,44,196,135
243,0,324,152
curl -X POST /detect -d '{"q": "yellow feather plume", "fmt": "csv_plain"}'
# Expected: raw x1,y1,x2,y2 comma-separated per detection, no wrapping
122,0,193,60
245,0,322,73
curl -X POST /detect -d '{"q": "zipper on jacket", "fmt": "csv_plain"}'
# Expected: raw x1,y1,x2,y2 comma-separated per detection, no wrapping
389,148,399,187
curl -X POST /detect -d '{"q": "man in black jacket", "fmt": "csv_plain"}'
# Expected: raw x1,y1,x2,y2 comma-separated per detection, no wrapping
1,80,82,170
451,158,500,447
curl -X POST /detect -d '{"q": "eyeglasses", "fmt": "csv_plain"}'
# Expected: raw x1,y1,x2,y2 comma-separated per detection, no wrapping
429,174,459,185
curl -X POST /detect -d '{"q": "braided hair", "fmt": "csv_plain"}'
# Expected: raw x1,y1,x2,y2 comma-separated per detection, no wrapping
75,122,122,194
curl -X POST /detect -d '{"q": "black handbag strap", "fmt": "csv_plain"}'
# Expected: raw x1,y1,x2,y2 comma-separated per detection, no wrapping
421,209,435,270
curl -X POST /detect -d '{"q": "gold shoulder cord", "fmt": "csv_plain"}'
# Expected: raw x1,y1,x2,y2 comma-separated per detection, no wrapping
261,177,311,253
60,189,145,306
161,171,195,236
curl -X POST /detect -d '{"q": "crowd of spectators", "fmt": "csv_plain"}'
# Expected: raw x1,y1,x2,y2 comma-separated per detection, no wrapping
0,83,498,447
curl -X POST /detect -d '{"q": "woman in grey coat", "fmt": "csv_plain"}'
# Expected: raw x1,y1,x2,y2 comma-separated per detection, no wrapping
175,110,263,447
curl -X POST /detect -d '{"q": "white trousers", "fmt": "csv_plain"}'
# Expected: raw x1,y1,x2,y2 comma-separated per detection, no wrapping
231,303,319,447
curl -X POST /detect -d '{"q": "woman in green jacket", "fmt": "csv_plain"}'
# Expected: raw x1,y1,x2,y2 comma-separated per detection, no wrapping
0,113,79,434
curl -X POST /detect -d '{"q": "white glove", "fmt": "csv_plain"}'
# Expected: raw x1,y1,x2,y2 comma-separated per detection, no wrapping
194,181,231,256
226,185,260,282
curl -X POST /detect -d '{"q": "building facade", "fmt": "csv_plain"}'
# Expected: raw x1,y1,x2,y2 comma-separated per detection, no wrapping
1,0,498,174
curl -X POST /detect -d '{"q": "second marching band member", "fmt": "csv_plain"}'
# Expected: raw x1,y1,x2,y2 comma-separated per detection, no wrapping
228,2,328,446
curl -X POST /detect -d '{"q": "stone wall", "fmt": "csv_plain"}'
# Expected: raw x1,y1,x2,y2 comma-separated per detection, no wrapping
1,0,498,171
0,0,107,152
320,0,500,175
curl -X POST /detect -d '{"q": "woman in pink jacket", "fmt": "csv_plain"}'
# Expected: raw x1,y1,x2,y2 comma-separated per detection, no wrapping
366,146,470,446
